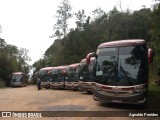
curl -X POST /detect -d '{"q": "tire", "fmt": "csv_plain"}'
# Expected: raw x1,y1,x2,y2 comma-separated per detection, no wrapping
87,91,92,94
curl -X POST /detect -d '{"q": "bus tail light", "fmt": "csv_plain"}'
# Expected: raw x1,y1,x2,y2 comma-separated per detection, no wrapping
62,70,66,76
94,84,102,91
48,71,52,76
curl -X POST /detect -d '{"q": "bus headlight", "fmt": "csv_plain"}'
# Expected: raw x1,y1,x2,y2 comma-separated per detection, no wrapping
94,84,102,91
133,85,146,93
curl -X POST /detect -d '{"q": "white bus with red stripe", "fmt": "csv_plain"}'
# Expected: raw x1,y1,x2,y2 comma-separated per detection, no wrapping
39,67,54,89
10,72,28,87
65,63,80,90
78,58,95,93
86,39,153,106
50,66,67,89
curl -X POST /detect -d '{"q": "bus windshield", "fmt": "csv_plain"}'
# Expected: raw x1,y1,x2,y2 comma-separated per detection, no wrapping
80,62,86,69
39,70,51,82
95,45,148,86
79,64,91,82
11,74,23,82
66,67,79,82
51,69,64,82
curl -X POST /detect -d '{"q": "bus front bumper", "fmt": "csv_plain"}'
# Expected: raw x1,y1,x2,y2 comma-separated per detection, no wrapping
79,82,93,92
11,82,25,87
50,82,65,89
41,82,50,88
93,90,147,105
65,82,79,90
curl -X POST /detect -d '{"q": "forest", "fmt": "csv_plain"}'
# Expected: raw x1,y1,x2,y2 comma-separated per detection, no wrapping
0,0,160,86
33,0,160,82
0,38,31,86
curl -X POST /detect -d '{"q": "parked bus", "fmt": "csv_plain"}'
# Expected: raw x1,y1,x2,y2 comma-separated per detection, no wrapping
39,67,54,89
78,58,95,93
65,63,80,90
10,72,28,87
50,66,67,89
86,39,153,105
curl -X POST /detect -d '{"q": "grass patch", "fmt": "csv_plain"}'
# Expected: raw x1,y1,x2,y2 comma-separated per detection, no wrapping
149,82,160,92
149,64,159,83
147,83,160,110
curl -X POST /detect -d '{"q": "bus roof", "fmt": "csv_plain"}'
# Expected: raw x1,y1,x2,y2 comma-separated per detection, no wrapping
68,63,80,68
40,67,54,71
98,39,146,48
80,59,86,63
11,72,28,76
52,66,67,70
12,72,23,75
81,57,95,64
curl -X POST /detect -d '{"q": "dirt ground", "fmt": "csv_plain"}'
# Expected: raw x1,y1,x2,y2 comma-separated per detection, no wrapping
0,85,159,120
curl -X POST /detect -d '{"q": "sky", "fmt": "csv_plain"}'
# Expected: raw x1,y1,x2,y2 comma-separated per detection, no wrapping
0,0,155,65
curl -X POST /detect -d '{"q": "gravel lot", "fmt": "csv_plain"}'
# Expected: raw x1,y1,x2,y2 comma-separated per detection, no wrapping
0,85,158,120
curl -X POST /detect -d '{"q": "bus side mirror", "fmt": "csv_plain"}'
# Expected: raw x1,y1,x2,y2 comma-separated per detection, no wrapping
48,71,52,76
62,70,67,76
86,52,97,65
148,48,153,64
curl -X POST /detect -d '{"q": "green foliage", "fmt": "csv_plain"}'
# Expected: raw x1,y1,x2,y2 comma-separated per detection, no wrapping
91,7,105,20
33,1,160,81
148,83,160,110
0,38,30,84
53,0,72,38
150,2,160,78
32,58,47,72
75,9,86,30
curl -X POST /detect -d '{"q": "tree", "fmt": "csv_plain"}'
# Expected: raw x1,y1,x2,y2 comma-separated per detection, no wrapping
0,38,31,86
0,25,2,33
150,1,160,77
0,38,6,49
91,8,105,21
53,0,72,38
34,4,160,81
17,48,31,73
75,9,87,31
32,58,47,72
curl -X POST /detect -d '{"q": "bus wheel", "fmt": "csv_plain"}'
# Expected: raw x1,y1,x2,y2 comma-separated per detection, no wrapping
87,91,92,94
139,98,148,108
